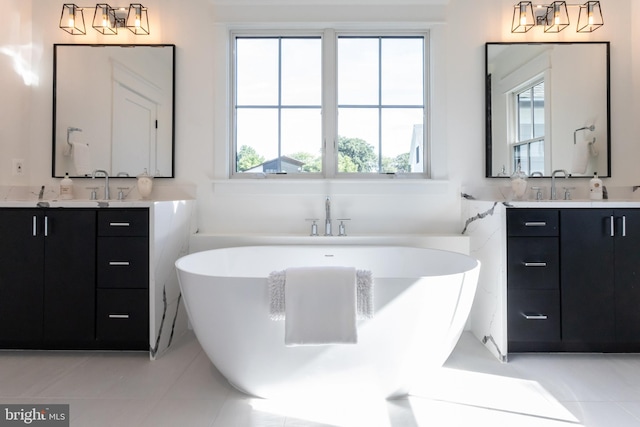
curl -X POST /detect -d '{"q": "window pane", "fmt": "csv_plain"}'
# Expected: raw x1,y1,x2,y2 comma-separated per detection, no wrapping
236,109,278,172
338,38,379,105
338,108,379,172
381,108,424,173
381,38,424,105
517,89,532,141
281,38,322,105
281,108,323,173
236,39,279,105
514,144,529,173
529,140,544,174
533,82,545,138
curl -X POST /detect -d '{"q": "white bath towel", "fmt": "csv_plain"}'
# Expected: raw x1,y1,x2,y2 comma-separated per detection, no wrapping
284,266,357,346
72,141,91,176
571,138,592,175
268,269,374,320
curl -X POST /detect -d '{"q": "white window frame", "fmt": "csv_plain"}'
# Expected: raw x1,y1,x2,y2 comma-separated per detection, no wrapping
229,28,430,180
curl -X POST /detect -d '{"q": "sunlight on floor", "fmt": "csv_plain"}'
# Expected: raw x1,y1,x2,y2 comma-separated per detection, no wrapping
248,365,584,427
250,391,394,427
409,366,582,426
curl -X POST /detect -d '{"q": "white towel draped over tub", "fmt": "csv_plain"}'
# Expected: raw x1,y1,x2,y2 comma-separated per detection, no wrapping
268,267,374,346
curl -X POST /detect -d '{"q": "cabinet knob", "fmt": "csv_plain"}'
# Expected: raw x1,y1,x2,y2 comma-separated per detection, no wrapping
524,221,547,227
109,222,131,227
109,261,131,266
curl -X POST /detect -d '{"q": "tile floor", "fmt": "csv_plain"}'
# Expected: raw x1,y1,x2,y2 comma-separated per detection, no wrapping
1,331,640,426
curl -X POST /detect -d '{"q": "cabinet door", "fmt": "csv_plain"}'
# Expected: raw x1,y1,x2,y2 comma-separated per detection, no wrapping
0,209,44,344
614,209,640,343
43,209,96,346
560,209,615,344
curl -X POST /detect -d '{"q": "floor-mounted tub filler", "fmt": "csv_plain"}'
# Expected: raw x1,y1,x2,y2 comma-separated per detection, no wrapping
175,245,480,400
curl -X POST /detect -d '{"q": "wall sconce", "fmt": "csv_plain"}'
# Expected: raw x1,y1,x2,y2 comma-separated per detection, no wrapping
544,1,570,33
60,4,86,35
125,4,149,35
511,1,536,33
60,3,149,35
510,1,603,33
577,1,604,32
92,4,117,35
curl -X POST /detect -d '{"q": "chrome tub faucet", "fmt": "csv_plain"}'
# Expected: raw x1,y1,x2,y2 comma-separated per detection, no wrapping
325,196,332,236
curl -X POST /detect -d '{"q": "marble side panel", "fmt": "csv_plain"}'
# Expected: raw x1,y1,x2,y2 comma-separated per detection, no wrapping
462,199,508,362
149,200,196,359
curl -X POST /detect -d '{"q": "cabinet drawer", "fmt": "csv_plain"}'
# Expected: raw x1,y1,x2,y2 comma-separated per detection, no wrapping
507,209,558,236
507,237,559,290
508,289,560,343
98,237,149,289
96,289,148,349
98,209,148,237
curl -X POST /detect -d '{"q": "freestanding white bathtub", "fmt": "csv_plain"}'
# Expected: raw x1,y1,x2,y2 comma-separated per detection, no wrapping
175,245,480,400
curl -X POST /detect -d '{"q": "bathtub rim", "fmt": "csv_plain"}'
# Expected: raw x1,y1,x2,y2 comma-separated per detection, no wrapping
175,244,480,280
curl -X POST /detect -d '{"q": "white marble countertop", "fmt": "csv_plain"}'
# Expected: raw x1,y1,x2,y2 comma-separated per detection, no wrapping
507,199,640,208
0,185,195,208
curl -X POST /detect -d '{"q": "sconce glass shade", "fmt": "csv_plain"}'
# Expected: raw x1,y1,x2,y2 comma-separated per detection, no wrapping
59,4,86,35
544,1,570,33
577,1,604,32
511,1,535,33
126,4,150,35
92,4,117,35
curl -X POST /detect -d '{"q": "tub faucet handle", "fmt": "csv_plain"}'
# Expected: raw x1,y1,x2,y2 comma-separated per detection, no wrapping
337,218,351,236
305,218,320,236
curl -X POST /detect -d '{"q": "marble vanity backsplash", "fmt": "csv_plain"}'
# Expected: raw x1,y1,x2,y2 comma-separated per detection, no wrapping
0,184,196,205
462,184,640,205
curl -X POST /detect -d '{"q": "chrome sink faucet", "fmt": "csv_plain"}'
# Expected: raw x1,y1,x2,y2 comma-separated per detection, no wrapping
325,196,332,236
91,169,110,200
550,169,568,200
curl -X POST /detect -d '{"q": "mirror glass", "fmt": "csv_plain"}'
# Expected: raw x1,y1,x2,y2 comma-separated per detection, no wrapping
53,44,175,178
486,42,610,178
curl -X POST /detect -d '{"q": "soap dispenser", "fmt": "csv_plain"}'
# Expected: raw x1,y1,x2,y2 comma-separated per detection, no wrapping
137,169,154,199
60,173,74,200
510,163,528,200
589,172,603,200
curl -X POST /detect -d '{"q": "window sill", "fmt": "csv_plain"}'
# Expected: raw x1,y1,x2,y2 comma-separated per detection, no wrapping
211,178,451,195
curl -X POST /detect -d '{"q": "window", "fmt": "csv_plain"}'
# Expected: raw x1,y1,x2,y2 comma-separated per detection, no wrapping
512,80,545,175
231,30,428,178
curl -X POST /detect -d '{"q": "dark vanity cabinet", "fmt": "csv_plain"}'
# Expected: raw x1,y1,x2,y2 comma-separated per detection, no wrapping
0,209,96,348
561,209,640,351
96,209,149,350
0,207,149,351
508,208,640,352
507,209,561,351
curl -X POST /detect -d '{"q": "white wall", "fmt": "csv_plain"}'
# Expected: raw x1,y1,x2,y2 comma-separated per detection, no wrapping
2,0,639,236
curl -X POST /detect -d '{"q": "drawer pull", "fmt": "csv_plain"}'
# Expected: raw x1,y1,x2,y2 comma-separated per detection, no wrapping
109,261,131,266
110,222,131,227
523,262,547,267
524,221,547,227
108,314,130,319
522,313,548,320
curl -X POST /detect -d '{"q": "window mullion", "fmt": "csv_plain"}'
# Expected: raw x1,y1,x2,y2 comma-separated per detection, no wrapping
323,28,337,177
378,37,383,173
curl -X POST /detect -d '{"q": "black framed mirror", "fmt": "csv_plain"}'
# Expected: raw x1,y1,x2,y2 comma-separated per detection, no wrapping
53,44,175,178
485,42,610,178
